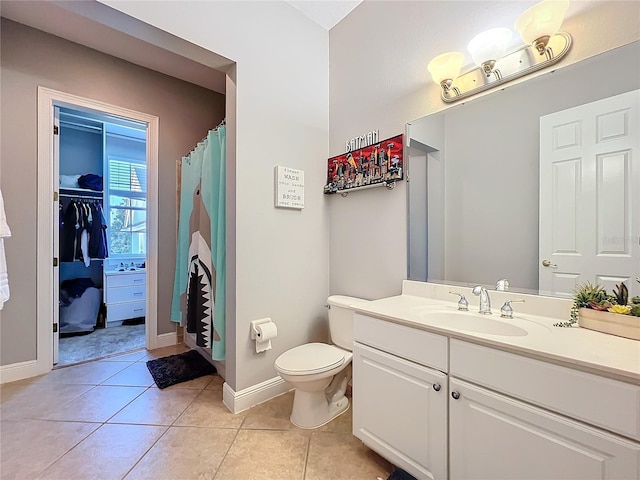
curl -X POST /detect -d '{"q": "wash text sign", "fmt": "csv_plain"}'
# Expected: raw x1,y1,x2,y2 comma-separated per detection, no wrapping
275,166,304,209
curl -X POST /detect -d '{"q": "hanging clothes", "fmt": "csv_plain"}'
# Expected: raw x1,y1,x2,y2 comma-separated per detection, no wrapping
0,189,11,310
171,125,226,361
88,202,108,260
60,200,108,263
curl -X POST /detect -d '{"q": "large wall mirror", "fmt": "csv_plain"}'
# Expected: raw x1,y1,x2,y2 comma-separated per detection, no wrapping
407,41,639,298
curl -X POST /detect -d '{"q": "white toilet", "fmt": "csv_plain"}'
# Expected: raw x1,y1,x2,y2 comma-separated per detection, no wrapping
274,295,368,429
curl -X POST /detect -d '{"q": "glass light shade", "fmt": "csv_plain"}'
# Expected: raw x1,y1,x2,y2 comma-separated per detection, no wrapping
515,0,569,45
467,28,513,68
427,52,465,85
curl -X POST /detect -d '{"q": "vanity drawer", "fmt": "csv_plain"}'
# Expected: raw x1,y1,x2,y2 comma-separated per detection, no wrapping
107,301,146,322
105,285,146,304
354,313,448,372
450,339,640,441
105,273,146,288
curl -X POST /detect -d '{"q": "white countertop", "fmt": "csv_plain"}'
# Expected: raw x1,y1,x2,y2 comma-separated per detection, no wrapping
353,293,640,384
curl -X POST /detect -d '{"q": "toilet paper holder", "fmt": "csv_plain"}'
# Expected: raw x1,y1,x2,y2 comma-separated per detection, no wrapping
250,317,274,340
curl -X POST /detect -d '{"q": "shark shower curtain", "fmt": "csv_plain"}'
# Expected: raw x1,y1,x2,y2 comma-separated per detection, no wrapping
171,126,226,360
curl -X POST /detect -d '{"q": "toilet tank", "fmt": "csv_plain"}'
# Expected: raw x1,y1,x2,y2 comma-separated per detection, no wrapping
327,295,369,351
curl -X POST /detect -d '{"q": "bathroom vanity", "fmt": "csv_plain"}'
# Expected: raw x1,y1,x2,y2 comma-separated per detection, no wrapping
352,281,640,480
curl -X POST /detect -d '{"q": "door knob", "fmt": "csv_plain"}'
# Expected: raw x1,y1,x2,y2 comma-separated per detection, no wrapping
433,383,441,392
541,259,557,268
451,391,461,400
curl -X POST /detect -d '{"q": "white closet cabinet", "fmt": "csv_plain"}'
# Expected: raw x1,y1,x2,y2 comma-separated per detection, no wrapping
104,270,146,324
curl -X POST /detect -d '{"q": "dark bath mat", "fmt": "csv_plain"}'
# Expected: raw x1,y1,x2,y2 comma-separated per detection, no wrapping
387,469,417,480
146,350,216,389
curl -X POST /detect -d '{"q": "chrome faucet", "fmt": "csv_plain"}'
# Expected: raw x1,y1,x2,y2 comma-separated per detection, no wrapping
449,291,469,311
495,279,509,291
472,285,492,314
500,300,525,319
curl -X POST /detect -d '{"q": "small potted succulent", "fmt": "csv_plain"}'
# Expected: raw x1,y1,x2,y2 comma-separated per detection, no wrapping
556,281,640,340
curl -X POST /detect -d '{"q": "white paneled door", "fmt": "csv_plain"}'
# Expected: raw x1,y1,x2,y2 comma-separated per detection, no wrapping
539,90,639,298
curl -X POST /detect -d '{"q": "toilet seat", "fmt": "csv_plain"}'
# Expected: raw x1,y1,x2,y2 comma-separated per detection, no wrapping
275,343,346,376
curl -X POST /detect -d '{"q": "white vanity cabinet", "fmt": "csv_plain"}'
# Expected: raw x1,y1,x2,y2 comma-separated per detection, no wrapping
352,313,449,480
352,309,640,480
449,340,640,480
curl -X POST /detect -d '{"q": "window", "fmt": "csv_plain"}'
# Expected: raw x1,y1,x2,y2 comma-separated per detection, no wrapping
106,157,147,257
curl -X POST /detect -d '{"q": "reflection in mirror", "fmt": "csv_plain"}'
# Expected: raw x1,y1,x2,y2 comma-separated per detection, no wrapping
407,41,640,298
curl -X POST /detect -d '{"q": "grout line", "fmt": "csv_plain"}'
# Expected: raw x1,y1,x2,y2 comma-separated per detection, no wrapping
120,424,171,479
211,422,243,480
301,431,313,480
29,419,102,479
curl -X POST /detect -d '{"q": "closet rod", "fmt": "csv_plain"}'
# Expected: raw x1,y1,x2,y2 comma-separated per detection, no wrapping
59,193,103,200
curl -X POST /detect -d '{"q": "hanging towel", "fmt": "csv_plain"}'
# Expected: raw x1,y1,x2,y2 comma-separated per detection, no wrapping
0,189,11,310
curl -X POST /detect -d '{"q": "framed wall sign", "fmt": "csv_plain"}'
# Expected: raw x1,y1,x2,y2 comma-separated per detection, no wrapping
275,166,304,209
324,134,403,195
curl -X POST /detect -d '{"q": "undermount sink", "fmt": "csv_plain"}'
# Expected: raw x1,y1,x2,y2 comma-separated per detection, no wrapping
417,310,529,337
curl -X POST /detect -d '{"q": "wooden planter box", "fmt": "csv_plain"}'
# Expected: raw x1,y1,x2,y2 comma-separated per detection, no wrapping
578,308,640,340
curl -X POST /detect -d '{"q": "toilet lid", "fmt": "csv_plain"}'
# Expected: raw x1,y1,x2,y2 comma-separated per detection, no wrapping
275,343,345,375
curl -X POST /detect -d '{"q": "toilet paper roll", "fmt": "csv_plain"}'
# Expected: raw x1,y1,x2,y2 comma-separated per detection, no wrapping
255,322,277,353
256,322,278,341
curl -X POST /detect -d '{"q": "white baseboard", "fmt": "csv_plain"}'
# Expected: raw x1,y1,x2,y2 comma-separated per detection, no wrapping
155,331,178,348
223,376,292,414
0,360,43,384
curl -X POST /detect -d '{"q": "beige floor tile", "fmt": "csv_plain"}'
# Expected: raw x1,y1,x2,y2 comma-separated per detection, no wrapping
205,374,225,391
124,426,237,480
174,389,245,429
41,385,146,422
0,382,94,420
104,349,148,362
0,419,99,479
304,432,394,480
101,362,155,387
108,387,199,425
32,361,130,385
241,391,299,431
35,423,167,480
215,429,309,480
142,344,189,360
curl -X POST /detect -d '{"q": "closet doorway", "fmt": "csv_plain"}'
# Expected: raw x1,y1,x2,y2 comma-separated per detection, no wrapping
37,88,159,371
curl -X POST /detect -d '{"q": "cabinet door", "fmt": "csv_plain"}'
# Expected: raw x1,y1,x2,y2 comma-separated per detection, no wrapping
449,378,640,480
353,342,447,480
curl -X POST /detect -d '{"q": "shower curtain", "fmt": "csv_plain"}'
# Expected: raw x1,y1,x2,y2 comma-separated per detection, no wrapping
171,125,226,360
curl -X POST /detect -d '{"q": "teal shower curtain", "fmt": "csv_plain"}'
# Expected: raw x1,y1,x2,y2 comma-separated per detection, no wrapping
171,126,226,360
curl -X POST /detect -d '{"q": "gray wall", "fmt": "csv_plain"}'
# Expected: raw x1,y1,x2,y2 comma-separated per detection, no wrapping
0,19,225,365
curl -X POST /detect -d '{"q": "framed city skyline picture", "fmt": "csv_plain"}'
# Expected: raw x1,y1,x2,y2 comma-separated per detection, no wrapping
324,134,403,195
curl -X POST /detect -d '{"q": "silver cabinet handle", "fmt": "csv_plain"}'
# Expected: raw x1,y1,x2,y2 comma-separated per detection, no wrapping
451,391,461,400
433,383,441,392
541,259,557,268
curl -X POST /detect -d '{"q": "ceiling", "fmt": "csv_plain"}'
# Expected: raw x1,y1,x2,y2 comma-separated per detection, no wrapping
285,1,363,30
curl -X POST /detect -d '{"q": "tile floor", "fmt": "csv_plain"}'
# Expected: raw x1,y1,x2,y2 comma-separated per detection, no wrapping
0,345,394,480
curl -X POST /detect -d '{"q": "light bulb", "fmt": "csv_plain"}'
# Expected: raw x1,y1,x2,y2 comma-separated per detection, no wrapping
427,52,465,91
515,0,569,54
467,28,512,76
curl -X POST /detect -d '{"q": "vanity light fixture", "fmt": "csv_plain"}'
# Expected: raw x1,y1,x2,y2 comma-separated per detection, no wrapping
427,0,571,103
